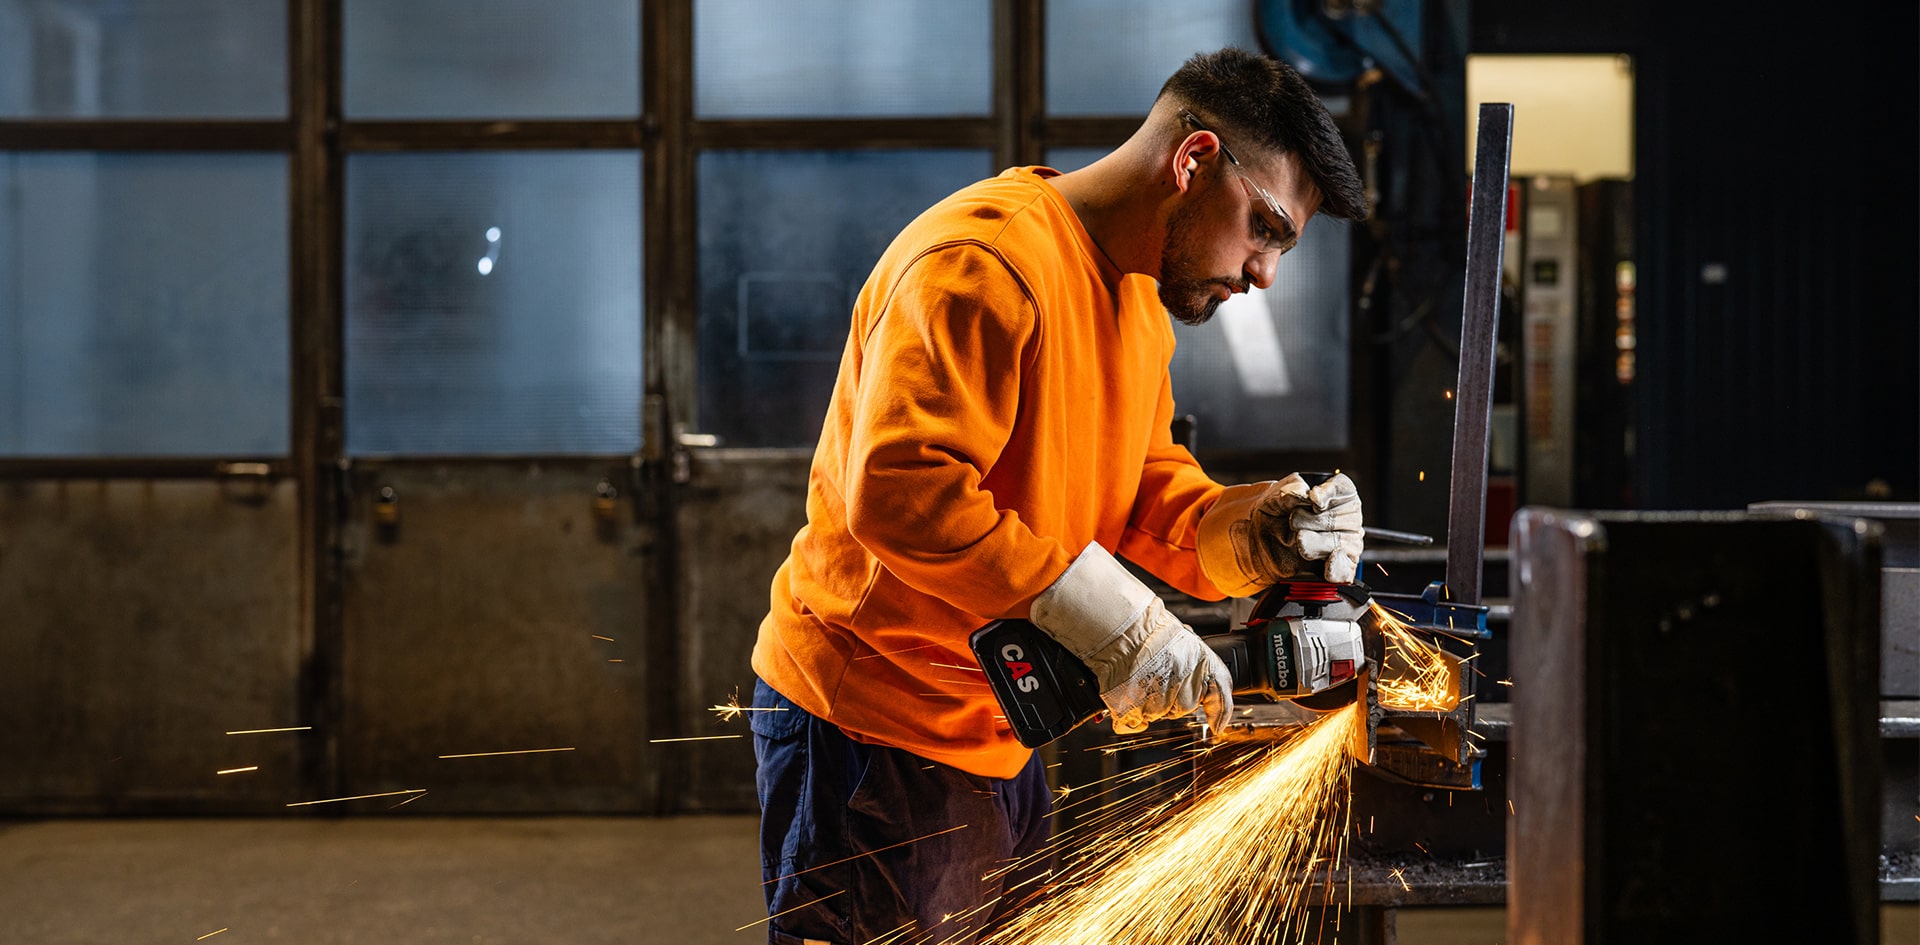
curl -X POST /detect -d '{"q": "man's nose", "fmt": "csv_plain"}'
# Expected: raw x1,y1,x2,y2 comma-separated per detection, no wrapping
1245,251,1279,290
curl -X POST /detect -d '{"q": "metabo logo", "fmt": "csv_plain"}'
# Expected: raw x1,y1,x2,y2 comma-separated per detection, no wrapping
1270,629,1296,692
1000,643,1040,693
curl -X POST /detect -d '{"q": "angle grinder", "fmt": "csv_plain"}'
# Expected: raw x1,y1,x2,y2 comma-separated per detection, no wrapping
971,575,1377,749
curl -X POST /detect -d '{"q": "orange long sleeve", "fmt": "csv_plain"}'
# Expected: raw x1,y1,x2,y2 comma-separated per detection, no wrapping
752,167,1227,778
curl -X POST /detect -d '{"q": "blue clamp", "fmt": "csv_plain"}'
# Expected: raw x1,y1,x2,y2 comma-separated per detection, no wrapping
1367,581,1492,639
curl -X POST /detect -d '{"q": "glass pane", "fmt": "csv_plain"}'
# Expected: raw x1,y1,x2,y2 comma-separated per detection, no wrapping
346,153,642,456
697,150,995,447
344,0,639,119
0,153,289,456
1169,219,1351,451
0,0,285,118
1046,0,1261,115
695,0,991,118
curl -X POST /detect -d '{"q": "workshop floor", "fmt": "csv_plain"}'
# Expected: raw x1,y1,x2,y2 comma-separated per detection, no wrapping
0,817,1911,944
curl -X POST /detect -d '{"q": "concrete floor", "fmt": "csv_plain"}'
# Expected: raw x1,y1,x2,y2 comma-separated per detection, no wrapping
0,817,1911,944
0,816,770,945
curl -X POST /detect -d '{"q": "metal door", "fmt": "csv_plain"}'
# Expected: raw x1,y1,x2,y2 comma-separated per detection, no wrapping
336,462,657,811
0,474,305,813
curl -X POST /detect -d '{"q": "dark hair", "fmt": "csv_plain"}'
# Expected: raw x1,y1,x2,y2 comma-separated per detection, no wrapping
1157,48,1368,222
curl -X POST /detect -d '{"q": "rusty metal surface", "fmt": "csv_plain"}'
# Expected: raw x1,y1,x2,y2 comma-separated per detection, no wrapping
338,463,653,812
0,479,303,812
1886,568,1920,696
1508,509,1597,945
670,449,809,812
1510,511,1884,943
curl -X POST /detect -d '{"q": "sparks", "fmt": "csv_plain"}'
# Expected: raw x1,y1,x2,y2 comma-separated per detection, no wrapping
928,661,985,673
225,726,310,735
853,642,948,660
1369,600,1460,711
286,789,424,807
196,929,229,941
215,766,258,775
984,712,1359,943
438,747,576,758
736,890,846,932
710,690,788,722
591,634,615,642
1391,867,1411,891
1374,562,1390,577
647,735,742,743
763,825,971,887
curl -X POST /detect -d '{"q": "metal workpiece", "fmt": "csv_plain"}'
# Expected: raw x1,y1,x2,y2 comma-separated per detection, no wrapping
1361,630,1485,791
1509,510,1884,943
1444,103,1514,609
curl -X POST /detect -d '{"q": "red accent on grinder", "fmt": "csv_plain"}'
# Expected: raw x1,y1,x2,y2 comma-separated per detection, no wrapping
1282,581,1342,603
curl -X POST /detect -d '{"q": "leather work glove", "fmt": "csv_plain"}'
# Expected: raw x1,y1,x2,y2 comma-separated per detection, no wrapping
1028,542,1233,735
1197,472,1365,598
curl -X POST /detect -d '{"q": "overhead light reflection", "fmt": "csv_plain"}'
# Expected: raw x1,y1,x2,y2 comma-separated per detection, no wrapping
478,225,501,275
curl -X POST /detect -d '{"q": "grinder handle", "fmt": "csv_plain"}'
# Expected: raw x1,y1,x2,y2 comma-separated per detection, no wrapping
1202,631,1260,696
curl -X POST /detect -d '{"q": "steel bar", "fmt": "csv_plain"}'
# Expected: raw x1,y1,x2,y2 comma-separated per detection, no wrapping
1363,526,1435,546
1444,104,1513,607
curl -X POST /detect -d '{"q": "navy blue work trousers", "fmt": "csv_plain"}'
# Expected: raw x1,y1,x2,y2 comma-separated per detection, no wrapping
750,678,1053,945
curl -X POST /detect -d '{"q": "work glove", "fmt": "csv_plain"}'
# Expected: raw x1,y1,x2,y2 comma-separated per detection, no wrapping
1197,472,1365,597
1029,542,1233,735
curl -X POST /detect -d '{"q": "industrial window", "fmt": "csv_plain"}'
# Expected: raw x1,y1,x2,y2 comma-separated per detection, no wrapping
343,0,640,119
0,152,290,456
0,0,1366,467
695,149,994,448
344,152,643,457
1163,221,1352,452
0,0,286,119
1044,0,1262,116
693,0,992,118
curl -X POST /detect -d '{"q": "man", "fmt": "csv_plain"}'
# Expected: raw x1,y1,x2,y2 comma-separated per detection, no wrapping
748,48,1368,945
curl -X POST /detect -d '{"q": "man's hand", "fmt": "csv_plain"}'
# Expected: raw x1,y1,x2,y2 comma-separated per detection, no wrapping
1197,473,1365,598
1029,543,1233,734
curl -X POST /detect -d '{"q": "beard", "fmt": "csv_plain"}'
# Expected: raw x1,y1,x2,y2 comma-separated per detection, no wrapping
1156,200,1243,326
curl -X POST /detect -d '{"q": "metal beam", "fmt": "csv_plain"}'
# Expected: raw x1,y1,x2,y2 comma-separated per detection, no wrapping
1444,104,1513,606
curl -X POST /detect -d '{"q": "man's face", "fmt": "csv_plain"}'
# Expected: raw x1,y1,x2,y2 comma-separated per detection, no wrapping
1157,148,1321,327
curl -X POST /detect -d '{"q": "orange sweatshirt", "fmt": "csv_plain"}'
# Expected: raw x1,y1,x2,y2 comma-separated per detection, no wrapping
751,167,1228,778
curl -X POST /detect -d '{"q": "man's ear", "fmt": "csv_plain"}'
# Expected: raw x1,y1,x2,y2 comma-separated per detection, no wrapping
1171,133,1219,195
